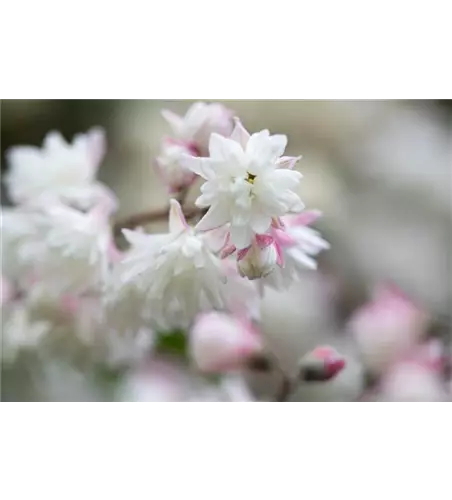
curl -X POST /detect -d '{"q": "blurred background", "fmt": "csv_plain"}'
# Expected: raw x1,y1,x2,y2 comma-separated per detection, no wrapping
1,100,451,401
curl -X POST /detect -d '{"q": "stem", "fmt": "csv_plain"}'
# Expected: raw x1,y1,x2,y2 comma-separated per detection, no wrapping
275,376,293,402
113,205,204,236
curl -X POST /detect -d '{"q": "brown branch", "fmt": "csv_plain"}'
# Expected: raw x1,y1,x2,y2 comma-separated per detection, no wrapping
113,205,205,236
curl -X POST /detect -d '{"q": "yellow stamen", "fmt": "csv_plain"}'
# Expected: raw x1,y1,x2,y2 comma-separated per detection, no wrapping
246,173,256,184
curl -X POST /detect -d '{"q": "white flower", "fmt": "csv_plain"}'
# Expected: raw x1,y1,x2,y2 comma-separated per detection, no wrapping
182,119,304,249
6,202,114,297
262,211,330,290
156,138,198,193
104,327,155,368
106,199,229,329
4,128,117,211
162,102,233,156
1,206,50,283
236,234,278,280
2,305,50,364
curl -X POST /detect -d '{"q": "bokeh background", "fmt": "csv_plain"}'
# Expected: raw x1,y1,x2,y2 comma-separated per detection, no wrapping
1,100,451,401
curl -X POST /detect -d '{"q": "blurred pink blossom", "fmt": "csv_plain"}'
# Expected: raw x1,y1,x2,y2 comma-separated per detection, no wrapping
348,284,429,375
190,311,263,373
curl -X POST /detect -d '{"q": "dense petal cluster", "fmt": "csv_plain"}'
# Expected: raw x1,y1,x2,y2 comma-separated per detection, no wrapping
4,128,117,211
0,102,338,402
182,120,304,249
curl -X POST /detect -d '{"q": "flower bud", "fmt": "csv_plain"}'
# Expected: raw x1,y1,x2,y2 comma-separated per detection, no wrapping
156,138,199,194
237,235,278,280
190,312,262,373
298,345,346,382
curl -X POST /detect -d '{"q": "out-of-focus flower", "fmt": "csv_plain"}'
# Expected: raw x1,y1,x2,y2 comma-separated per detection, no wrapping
156,138,199,194
348,284,429,375
1,275,15,306
105,199,228,329
182,119,304,249
378,340,448,402
104,327,155,368
2,305,50,364
162,102,234,156
297,345,346,382
16,202,114,297
4,128,117,211
0,207,47,282
115,361,187,408
220,374,255,401
190,311,262,373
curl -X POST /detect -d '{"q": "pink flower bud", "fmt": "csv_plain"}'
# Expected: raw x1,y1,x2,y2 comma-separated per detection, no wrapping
237,234,278,280
1,275,14,306
190,312,263,373
156,138,199,194
298,345,346,382
348,284,429,375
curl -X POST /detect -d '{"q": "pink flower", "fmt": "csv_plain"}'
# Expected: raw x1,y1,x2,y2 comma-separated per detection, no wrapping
298,345,346,382
348,284,429,375
189,311,263,373
378,340,448,402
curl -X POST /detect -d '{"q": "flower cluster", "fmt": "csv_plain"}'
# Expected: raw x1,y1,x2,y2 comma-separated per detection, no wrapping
1,102,335,402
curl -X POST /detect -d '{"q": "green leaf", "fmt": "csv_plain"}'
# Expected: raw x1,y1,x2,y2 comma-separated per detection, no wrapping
155,328,189,359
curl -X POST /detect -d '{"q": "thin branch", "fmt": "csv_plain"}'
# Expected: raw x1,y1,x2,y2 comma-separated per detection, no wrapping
113,205,205,236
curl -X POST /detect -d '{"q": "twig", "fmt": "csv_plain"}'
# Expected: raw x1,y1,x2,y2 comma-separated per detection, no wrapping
113,205,205,236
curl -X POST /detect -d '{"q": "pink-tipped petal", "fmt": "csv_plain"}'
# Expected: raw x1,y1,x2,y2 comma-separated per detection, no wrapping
255,234,274,249
230,117,251,148
221,244,237,259
274,240,284,266
237,246,251,261
169,199,189,233
290,210,323,227
277,155,302,169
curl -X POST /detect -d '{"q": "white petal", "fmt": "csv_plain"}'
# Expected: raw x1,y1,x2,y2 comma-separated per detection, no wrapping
122,228,151,248
196,203,230,232
268,134,288,158
230,118,251,148
179,155,218,179
43,131,67,150
229,224,253,249
208,133,245,162
271,169,303,189
246,130,271,161
169,199,188,234
250,212,272,234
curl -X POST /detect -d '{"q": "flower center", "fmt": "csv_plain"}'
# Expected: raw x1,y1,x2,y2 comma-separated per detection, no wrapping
246,172,256,184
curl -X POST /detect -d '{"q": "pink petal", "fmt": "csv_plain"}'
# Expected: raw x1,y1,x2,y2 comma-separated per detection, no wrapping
255,234,274,249
274,239,284,266
290,210,322,227
237,246,251,261
220,244,237,259
277,155,302,170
